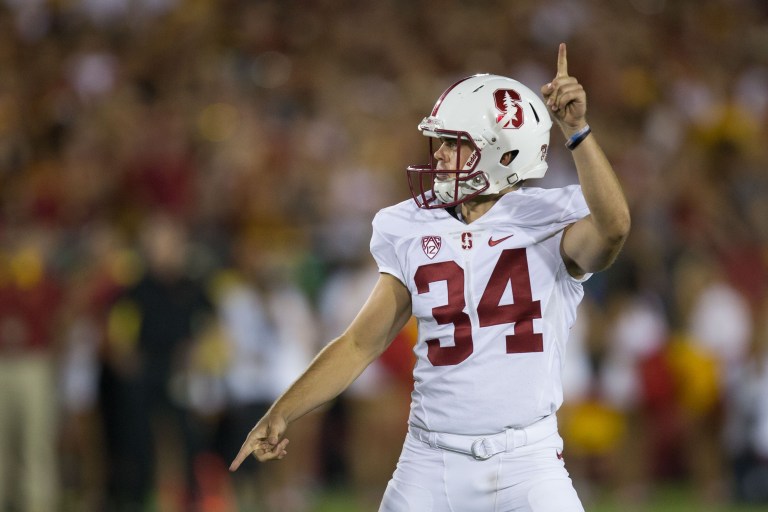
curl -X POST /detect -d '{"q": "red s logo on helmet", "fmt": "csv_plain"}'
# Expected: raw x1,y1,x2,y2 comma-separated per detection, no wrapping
494,89,523,129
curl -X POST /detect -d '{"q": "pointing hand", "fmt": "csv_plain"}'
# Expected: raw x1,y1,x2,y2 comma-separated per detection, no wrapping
541,43,587,133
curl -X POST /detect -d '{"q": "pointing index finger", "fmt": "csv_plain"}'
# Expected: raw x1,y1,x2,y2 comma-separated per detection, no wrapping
556,43,568,78
230,444,250,471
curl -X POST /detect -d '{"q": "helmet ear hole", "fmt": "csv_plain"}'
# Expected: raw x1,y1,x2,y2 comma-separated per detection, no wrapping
499,150,519,167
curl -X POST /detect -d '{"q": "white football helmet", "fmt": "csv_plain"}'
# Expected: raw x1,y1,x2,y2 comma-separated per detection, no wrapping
407,74,552,209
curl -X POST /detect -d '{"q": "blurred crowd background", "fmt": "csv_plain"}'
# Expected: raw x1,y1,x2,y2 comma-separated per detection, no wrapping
1,0,768,511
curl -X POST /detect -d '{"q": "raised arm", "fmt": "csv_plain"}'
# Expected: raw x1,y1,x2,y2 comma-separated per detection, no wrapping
541,43,631,277
229,272,412,471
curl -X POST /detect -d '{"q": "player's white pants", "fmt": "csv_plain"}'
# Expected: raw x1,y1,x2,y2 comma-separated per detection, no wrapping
379,418,584,512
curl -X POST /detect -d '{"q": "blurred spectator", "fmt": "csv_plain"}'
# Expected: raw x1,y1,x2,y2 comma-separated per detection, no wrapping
258,253,324,512
58,222,138,511
726,297,768,504
99,214,214,510
208,234,321,512
0,226,62,512
676,253,753,502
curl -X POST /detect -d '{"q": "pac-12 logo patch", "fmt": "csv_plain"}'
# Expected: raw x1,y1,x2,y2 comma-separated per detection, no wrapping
421,236,442,259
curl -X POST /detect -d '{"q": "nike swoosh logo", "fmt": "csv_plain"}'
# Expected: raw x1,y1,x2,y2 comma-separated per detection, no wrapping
488,234,514,247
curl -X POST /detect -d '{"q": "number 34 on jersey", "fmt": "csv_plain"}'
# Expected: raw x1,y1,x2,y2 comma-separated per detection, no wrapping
414,238,543,367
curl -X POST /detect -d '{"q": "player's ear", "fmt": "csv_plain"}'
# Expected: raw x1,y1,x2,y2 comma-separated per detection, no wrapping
499,150,519,166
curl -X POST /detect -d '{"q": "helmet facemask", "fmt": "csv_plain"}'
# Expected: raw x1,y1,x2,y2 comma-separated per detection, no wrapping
407,130,489,209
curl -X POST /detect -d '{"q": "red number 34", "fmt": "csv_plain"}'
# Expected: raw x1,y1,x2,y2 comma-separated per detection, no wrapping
413,248,543,366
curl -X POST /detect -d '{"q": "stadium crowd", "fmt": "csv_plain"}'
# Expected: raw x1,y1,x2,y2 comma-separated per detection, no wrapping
1,0,767,510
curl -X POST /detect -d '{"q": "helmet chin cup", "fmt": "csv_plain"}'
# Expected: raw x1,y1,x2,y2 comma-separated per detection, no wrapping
434,171,489,205
433,178,457,204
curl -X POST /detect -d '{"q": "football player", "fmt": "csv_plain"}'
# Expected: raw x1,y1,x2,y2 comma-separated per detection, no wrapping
230,43,630,511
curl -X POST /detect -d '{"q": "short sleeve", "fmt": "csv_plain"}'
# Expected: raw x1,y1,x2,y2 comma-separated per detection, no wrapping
370,212,406,285
559,186,591,225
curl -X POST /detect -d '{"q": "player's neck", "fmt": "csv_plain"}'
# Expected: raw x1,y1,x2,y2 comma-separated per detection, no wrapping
459,196,498,224
459,186,519,224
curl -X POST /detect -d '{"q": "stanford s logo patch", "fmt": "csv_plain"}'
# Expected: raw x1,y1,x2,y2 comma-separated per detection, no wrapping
421,236,442,259
494,89,523,129
461,232,473,250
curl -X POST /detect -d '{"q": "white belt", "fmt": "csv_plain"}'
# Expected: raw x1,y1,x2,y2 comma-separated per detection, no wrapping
409,414,558,461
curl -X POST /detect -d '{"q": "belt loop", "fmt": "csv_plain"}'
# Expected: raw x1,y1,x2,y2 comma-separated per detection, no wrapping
508,427,527,449
428,432,438,449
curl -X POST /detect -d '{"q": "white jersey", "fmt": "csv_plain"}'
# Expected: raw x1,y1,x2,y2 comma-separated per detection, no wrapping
370,185,591,435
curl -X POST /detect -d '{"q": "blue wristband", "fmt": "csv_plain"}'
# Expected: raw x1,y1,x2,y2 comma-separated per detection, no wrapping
565,124,591,150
